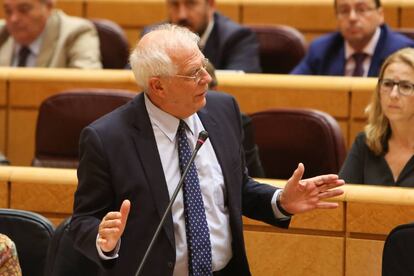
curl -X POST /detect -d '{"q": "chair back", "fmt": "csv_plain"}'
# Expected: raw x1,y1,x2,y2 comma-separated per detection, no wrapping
33,89,136,168
0,208,54,276
382,222,414,276
250,108,346,179
45,217,99,276
91,19,130,68
247,25,307,74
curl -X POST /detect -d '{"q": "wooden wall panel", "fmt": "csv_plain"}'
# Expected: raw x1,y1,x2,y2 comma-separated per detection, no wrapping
8,109,37,165
242,1,337,31
245,231,344,276
0,0,84,17
244,204,344,232
0,181,8,208
347,202,414,235
54,0,85,17
218,74,350,117
400,0,414,28
345,238,384,276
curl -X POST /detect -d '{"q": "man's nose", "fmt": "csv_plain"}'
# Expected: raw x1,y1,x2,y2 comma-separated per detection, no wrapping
177,4,188,20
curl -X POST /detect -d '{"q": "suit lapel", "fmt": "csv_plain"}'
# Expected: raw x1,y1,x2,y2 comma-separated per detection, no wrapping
36,11,59,67
130,94,175,248
198,106,236,211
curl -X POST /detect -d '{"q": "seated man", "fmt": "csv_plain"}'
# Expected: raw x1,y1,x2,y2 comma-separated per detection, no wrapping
0,234,22,276
143,0,261,73
291,0,414,77
0,0,102,68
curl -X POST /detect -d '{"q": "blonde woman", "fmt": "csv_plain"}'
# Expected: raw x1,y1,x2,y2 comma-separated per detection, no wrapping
339,47,414,186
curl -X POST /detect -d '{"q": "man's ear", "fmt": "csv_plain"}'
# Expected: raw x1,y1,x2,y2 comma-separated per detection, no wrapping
148,77,165,98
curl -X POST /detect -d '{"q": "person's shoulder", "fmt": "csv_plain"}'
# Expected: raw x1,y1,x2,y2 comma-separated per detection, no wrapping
308,32,343,52
352,132,368,148
53,9,95,31
381,24,414,47
213,12,249,35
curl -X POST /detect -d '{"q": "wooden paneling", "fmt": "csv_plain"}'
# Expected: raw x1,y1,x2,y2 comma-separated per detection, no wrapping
8,109,37,165
218,74,350,117
244,204,344,232
0,182,8,208
245,231,344,276
9,167,77,217
85,0,166,27
0,0,84,17
54,0,85,17
347,202,414,235
400,0,414,28
242,1,337,32
345,239,384,276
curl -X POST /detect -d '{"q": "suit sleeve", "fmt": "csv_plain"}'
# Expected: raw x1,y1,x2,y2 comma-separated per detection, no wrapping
70,126,117,269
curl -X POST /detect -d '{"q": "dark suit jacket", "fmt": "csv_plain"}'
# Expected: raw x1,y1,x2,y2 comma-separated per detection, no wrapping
291,24,414,76
70,91,289,275
142,12,261,73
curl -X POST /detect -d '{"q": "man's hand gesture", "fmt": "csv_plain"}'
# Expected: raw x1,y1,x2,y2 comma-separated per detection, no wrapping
280,163,344,215
98,199,131,252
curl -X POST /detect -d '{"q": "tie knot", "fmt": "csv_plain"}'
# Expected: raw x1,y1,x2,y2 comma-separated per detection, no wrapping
352,52,368,63
177,120,188,134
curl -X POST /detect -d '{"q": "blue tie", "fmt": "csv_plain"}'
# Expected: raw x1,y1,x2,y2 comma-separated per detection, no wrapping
177,120,212,276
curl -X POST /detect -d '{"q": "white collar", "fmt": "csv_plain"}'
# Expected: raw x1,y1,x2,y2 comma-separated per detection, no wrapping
144,93,196,142
345,27,381,60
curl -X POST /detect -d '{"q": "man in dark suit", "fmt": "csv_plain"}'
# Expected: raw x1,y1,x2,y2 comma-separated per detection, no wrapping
70,24,344,275
143,0,261,73
291,0,414,77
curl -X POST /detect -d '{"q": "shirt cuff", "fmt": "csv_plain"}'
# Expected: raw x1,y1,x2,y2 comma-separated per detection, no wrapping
271,189,291,220
96,234,121,260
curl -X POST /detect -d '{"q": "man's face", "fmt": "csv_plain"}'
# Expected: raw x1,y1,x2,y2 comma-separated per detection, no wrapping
3,0,52,45
167,0,214,36
160,47,212,119
335,0,384,50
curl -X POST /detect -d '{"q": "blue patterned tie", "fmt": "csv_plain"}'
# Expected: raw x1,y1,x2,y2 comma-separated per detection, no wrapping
177,120,212,276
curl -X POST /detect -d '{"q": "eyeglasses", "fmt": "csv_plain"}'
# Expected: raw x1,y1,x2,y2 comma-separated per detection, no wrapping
336,5,378,19
174,58,209,84
378,79,414,96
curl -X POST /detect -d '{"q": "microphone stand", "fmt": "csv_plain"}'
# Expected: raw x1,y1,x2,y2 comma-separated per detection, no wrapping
135,131,209,276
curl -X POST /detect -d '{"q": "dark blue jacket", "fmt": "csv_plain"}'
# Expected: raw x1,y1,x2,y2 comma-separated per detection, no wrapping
291,24,414,76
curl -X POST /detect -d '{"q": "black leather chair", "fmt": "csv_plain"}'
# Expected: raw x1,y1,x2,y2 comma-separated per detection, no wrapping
0,208,54,276
32,89,136,168
250,108,346,179
91,19,130,69
382,222,414,276
45,217,99,276
247,25,307,74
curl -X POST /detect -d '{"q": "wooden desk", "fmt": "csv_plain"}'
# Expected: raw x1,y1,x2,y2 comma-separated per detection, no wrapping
2,167,413,276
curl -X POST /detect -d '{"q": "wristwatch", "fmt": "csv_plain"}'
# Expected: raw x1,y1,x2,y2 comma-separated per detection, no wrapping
276,190,293,217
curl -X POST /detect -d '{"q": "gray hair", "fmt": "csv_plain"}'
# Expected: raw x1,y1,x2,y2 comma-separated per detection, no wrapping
129,24,200,90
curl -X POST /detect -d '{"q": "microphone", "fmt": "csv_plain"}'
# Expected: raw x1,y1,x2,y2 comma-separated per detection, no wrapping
135,130,209,276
